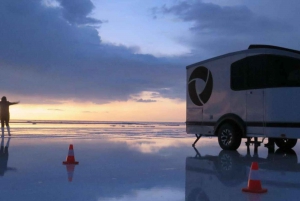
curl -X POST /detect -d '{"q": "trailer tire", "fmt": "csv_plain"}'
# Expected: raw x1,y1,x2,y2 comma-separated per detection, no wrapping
275,138,297,149
217,123,241,150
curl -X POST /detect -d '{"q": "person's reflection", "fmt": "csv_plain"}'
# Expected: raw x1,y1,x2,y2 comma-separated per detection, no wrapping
0,136,16,176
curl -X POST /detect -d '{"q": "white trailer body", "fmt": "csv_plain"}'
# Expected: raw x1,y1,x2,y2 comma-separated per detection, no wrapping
186,45,300,150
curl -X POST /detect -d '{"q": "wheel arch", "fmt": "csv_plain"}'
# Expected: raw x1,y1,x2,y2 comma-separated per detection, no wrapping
214,113,246,137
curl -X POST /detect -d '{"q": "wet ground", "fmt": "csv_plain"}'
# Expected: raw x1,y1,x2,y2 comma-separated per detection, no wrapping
1,122,300,201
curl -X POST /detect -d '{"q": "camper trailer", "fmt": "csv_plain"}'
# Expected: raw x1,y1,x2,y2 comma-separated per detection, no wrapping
186,45,300,150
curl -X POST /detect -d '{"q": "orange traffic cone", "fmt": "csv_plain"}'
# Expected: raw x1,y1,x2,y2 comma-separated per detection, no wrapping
63,144,79,165
242,162,267,193
65,164,75,182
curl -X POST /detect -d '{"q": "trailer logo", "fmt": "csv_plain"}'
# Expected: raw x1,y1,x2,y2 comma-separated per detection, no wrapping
188,66,213,106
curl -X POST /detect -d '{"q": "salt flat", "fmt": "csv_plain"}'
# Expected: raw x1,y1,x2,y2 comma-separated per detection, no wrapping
0,122,300,201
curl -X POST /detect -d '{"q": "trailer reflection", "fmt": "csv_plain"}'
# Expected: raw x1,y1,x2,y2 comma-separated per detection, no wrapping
186,146,300,201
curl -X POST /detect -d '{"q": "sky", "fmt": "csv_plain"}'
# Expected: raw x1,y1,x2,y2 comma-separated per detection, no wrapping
2,0,300,122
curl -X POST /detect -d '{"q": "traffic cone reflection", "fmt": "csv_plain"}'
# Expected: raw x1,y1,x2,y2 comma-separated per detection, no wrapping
65,164,75,182
242,162,267,193
63,144,79,165
246,193,262,201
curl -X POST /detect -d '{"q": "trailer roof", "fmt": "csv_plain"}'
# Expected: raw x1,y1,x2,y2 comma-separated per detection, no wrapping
186,44,300,69
248,44,300,55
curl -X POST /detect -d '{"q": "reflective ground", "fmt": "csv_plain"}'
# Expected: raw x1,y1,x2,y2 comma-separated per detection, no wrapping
1,122,300,201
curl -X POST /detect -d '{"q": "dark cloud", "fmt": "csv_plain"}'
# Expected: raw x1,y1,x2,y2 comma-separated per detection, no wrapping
57,0,102,25
0,0,185,104
135,99,157,103
154,1,300,60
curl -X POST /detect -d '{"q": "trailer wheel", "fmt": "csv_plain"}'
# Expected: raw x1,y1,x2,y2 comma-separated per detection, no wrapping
218,123,241,150
275,138,297,149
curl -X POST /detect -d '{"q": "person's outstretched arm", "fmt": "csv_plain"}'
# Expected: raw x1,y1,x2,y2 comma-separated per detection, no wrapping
9,101,20,105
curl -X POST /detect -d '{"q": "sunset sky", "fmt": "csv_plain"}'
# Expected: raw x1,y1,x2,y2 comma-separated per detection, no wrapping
2,0,300,122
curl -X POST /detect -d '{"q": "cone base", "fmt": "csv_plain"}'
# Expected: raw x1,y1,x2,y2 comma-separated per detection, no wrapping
63,161,79,165
242,187,267,193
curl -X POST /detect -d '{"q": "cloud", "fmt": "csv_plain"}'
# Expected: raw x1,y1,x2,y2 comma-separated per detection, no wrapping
154,1,300,59
47,109,64,111
82,110,98,113
57,0,102,25
150,92,161,98
3,0,300,107
0,0,185,104
135,99,157,103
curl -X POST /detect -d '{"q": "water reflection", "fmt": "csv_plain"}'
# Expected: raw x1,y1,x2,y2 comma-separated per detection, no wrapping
186,146,300,201
0,137,16,176
64,164,76,182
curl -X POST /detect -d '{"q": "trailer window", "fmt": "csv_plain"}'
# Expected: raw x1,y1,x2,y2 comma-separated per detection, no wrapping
231,54,300,90
266,55,300,88
231,58,248,90
231,55,266,90
246,55,266,89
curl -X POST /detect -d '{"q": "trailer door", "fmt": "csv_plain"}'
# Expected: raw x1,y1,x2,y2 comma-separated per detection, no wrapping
247,89,264,134
246,55,265,134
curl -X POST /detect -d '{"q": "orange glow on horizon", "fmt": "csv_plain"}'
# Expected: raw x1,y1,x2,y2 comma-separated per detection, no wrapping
9,97,185,122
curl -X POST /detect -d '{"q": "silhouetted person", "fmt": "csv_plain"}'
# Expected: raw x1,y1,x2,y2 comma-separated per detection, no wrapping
0,96,19,136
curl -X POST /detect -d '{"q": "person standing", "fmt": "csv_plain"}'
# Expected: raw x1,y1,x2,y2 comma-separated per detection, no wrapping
0,96,19,136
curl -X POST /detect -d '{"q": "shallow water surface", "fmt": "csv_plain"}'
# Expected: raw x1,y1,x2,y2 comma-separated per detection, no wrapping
1,122,300,201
